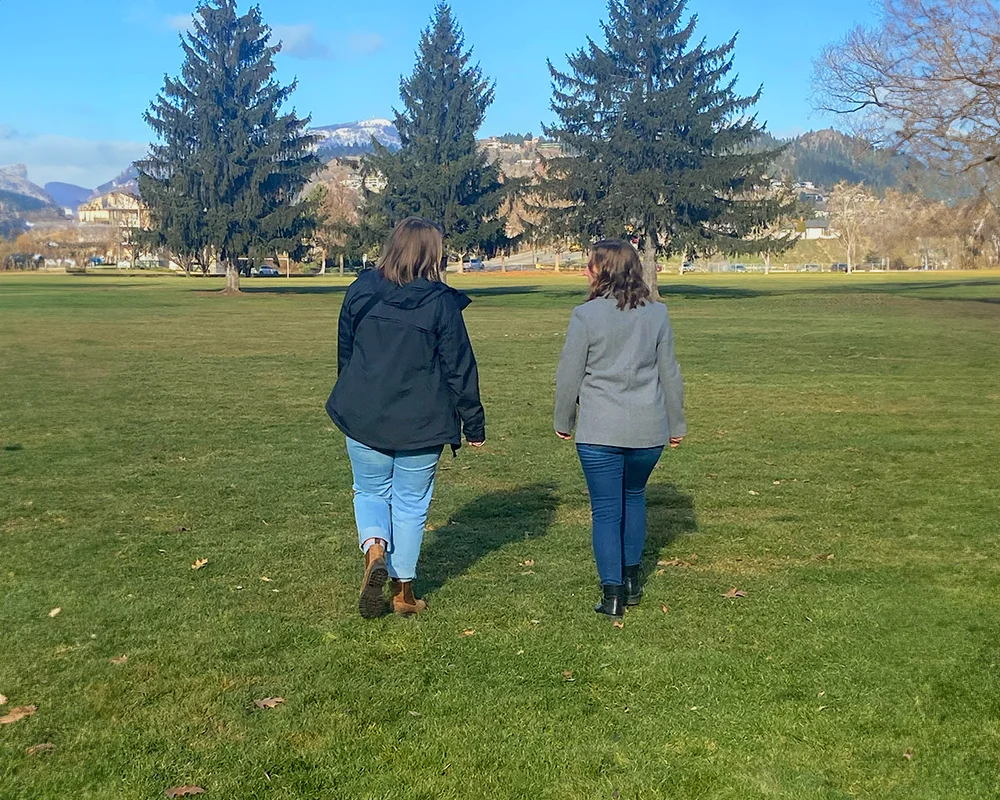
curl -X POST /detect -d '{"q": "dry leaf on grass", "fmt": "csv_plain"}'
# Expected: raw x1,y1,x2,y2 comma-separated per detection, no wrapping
253,697,285,710
518,559,536,568
48,607,62,618
562,670,575,681
655,568,666,576
612,621,625,629
903,749,913,761
26,742,55,756
260,576,272,582
0,705,37,725
657,558,692,568
0,693,7,706
817,553,835,561
110,655,128,665
173,526,189,532
748,490,760,496
164,787,206,798
660,604,671,614
722,588,747,599
191,558,209,571
460,629,475,637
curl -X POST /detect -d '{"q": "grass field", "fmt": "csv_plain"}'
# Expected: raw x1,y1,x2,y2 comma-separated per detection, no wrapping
2,271,999,799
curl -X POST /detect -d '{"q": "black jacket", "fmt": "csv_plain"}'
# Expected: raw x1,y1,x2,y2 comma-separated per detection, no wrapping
326,270,486,451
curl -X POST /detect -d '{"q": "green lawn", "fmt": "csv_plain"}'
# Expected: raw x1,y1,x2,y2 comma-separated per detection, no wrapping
2,271,999,799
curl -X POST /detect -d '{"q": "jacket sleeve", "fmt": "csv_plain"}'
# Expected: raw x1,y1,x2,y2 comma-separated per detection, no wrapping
656,310,687,438
554,309,588,434
337,294,354,375
438,300,486,443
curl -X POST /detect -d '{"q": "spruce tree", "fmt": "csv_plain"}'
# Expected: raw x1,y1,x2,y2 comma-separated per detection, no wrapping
543,0,791,291
361,4,508,267
138,0,319,292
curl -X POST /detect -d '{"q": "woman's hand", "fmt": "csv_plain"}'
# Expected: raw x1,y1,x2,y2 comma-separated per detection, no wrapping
669,437,684,449
556,431,573,441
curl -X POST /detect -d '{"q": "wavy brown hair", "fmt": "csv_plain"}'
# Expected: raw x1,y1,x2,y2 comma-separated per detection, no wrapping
378,217,444,285
587,240,652,309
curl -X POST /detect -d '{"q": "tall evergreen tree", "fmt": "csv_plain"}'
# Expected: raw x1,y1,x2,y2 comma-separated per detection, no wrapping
361,4,508,266
543,0,791,291
138,0,319,293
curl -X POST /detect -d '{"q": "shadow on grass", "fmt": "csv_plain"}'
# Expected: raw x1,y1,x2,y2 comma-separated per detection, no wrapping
661,283,773,300
641,483,698,577
418,483,558,595
236,284,351,295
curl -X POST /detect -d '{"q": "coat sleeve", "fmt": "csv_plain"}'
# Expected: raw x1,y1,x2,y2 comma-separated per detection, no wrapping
656,309,687,438
438,300,486,443
554,309,589,434
337,294,354,375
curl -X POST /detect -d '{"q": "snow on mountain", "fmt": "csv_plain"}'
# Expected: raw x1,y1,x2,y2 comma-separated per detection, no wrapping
310,118,400,158
92,165,140,198
0,164,58,210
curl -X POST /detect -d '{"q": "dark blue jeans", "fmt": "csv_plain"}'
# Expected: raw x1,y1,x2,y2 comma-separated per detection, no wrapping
577,443,664,585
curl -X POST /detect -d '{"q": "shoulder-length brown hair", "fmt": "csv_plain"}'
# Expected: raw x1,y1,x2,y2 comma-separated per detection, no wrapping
587,240,652,309
378,217,444,285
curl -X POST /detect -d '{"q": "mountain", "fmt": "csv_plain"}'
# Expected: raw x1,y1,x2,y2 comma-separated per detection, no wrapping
310,119,400,159
0,164,58,213
45,182,93,210
762,129,929,192
93,165,140,198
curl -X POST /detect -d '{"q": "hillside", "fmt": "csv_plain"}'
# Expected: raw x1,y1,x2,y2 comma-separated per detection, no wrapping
311,119,400,159
762,129,932,192
0,163,58,212
93,165,140,198
45,182,93,210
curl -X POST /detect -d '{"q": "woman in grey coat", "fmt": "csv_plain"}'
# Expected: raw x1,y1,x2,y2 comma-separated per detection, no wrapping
554,240,687,617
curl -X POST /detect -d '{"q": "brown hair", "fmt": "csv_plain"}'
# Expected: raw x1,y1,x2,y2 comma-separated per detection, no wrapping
587,240,652,309
378,217,444,285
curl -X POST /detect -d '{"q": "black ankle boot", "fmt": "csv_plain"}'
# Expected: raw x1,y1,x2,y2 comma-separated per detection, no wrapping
623,564,643,606
595,584,624,617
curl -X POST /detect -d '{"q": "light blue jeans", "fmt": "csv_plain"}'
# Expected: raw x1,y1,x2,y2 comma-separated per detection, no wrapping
345,437,443,581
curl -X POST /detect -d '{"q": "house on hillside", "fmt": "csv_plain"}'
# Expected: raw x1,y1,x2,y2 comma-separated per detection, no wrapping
804,218,835,240
77,191,150,228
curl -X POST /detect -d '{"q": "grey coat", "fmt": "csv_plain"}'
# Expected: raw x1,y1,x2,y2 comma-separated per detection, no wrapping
554,297,686,448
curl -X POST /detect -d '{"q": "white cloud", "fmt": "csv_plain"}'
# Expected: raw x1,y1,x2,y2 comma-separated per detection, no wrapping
166,13,193,33
270,24,386,61
348,32,385,56
272,24,333,61
0,128,148,189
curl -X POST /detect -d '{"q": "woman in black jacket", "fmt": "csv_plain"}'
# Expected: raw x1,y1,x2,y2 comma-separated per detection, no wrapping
327,217,486,618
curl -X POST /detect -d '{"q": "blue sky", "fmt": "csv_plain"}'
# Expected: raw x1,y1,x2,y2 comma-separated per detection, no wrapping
0,0,875,189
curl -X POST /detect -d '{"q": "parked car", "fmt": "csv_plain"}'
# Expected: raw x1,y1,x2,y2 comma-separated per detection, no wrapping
798,263,822,272
681,261,696,273
731,263,747,273
257,265,281,277
830,262,849,273
463,257,484,271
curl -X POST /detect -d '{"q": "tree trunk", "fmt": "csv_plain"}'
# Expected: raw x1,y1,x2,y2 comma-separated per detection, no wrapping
554,250,560,272
339,253,344,277
223,260,241,294
642,231,660,298
500,252,506,273
318,248,327,275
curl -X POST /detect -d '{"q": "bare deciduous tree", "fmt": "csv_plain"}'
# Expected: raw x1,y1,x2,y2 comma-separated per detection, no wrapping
814,0,1000,172
828,182,882,272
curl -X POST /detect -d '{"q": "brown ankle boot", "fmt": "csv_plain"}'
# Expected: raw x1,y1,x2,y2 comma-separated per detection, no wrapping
390,579,427,616
359,542,388,619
